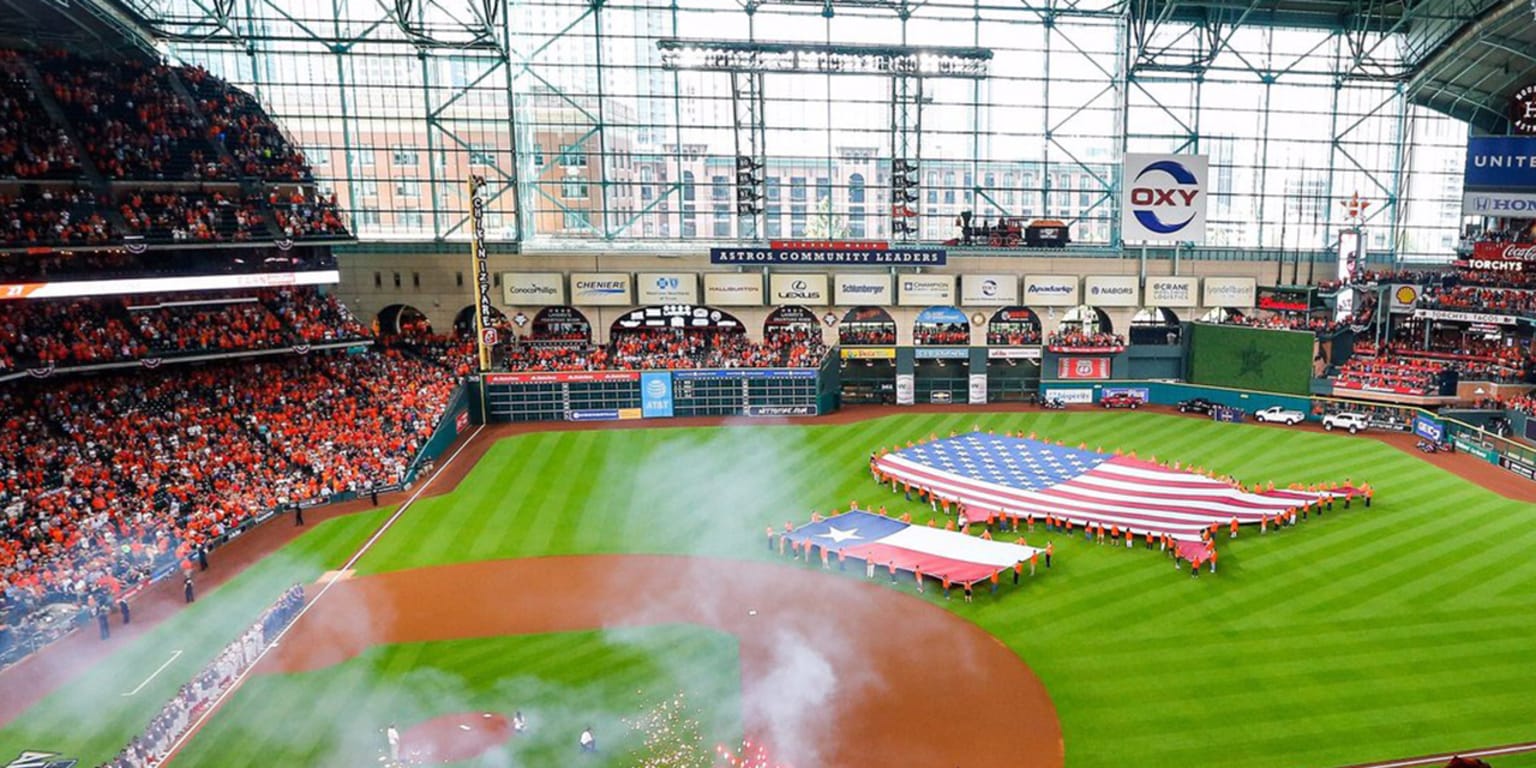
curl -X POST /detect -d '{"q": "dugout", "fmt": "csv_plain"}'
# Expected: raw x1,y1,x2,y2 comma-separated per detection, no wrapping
986,307,1043,402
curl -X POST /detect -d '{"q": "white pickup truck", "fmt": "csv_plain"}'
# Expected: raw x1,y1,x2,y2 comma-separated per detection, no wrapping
1253,406,1304,425
1322,412,1370,434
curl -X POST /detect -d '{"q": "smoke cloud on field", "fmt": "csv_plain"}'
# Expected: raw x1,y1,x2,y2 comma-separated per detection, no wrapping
600,423,890,766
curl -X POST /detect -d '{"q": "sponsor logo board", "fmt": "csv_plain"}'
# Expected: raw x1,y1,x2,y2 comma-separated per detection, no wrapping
636,273,698,305
1055,357,1111,379
1083,275,1140,307
1463,136,1536,189
1043,388,1095,404
959,274,1018,306
1202,277,1256,308
1388,284,1421,313
833,274,893,305
502,272,566,306
1412,308,1519,325
744,405,816,417
840,347,896,359
987,347,1041,360
1144,276,1198,308
969,374,988,404
768,274,829,305
915,347,970,359
1122,154,1209,243
640,371,675,418
898,275,957,306
1462,191,1536,218
895,373,915,405
702,273,764,306
570,272,632,306
1413,414,1444,442
1022,276,1079,306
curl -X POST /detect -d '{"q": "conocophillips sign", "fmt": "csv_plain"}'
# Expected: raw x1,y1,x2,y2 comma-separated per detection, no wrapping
1144,276,1198,307
569,272,632,306
769,273,829,305
502,272,566,306
1022,275,1079,306
1121,153,1209,243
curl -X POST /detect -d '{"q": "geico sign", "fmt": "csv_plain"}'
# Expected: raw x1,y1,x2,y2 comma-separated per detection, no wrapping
1129,160,1201,234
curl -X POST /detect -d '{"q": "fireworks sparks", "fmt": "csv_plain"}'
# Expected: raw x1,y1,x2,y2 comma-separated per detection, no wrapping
624,690,710,768
714,737,792,768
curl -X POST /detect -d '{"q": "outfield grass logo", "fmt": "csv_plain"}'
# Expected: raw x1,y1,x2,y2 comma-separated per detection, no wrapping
3,751,77,768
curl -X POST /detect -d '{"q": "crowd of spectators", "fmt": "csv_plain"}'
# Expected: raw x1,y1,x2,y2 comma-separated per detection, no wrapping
0,288,367,372
269,189,347,239
838,325,897,346
2,188,114,246
119,189,265,242
986,326,1041,345
913,325,971,345
181,66,311,182
1421,286,1536,319
96,584,305,768
0,349,455,664
0,52,81,180
1046,331,1125,350
1206,311,1344,337
1332,356,1446,394
487,327,828,372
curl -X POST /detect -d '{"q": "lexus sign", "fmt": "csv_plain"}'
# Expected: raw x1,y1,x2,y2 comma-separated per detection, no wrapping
1121,154,1208,243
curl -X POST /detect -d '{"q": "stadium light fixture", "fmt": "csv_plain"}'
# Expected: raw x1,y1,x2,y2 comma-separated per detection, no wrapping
657,38,992,78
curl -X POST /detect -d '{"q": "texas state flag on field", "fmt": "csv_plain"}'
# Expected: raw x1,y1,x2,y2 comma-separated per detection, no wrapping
784,510,1040,584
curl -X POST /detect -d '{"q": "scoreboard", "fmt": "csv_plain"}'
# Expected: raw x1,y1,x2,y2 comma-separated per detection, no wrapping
483,367,824,422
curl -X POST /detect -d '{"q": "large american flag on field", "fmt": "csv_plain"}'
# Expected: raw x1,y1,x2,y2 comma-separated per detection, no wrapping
875,432,1346,543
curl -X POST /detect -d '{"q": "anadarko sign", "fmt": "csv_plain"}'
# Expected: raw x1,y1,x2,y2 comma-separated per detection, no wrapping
1022,275,1079,306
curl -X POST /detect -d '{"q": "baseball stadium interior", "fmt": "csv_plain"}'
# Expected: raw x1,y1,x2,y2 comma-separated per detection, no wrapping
2,0,1536,765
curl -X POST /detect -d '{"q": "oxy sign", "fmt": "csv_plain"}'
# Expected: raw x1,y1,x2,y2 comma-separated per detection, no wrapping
1122,154,1208,243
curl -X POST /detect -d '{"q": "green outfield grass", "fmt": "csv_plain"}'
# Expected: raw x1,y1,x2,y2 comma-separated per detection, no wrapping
173,626,742,768
3,411,1535,768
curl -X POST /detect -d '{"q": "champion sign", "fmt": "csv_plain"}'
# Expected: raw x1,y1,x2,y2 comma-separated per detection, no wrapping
1121,154,1208,243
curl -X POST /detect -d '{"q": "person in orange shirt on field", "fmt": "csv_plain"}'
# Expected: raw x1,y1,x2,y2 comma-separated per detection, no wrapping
980,528,993,541
1029,550,1039,576
914,566,925,593
1045,541,1054,568
1229,516,1239,539
1013,560,1023,584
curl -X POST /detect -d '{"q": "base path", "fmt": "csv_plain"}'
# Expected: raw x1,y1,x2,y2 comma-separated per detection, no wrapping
262,554,1064,768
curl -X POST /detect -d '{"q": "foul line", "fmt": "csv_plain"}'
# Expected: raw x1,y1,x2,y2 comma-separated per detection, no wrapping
120,649,182,697
1338,740,1536,768
158,423,486,764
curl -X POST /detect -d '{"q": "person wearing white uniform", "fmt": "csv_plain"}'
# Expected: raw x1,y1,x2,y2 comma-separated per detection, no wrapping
386,724,400,761
512,711,526,733
580,726,596,753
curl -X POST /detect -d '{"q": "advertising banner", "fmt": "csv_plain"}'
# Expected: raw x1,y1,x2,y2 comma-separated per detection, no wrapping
569,272,633,306
960,274,1019,306
987,347,1042,360
1387,284,1421,313
1470,242,1536,261
1412,308,1519,326
895,373,915,405
640,371,675,418
840,347,897,359
1500,455,1536,481
768,273,829,305
834,273,893,305
672,369,816,379
1202,276,1256,308
1413,414,1445,443
1084,275,1140,307
1144,276,1198,308
898,275,957,306
1103,386,1150,401
915,347,970,359
969,374,988,404
1463,136,1536,189
1043,388,1095,404
1056,357,1111,379
745,405,816,417
502,272,566,306
1462,191,1536,218
1452,434,1499,463
636,273,698,305
567,409,621,422
486,371,639,385
1338,230,1364,284
702,272,764,306
1023,275,1080,306
1122,153,1209,243
0,270,341,302
467,176,495,372
711,247,946,266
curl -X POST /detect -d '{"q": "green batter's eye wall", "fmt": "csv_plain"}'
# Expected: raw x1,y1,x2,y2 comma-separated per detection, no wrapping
1187,323,1315,396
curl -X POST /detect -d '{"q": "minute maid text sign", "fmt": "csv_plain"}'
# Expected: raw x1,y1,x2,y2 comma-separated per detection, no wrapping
1121,153,1208,243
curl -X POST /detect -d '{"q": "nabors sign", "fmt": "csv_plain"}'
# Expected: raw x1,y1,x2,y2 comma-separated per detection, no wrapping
1122,153,1209,243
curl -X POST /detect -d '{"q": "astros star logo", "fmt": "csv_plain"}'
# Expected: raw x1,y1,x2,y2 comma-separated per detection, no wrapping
1237,342,1271,378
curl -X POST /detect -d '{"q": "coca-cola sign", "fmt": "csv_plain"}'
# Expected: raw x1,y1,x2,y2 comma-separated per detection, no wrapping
1471,242,1536,261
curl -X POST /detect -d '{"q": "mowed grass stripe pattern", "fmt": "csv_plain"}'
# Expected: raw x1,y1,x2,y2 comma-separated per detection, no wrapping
2,412,1533,768
350,413,1536,768
171,626,742,768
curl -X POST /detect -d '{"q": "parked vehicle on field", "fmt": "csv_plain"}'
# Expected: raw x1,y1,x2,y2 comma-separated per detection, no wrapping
1253,406,1304,425
1101,392,1144,409
1322,412,1370,434
1177,397,1218,414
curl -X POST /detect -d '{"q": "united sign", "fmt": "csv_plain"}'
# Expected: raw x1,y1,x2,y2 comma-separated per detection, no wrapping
1121,154,1208,244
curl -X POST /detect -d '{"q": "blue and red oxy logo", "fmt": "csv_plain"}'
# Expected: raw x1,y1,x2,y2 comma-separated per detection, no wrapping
1129,159,1201,235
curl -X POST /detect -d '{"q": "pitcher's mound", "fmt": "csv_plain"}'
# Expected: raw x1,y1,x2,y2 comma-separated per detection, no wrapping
399,712,511,764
